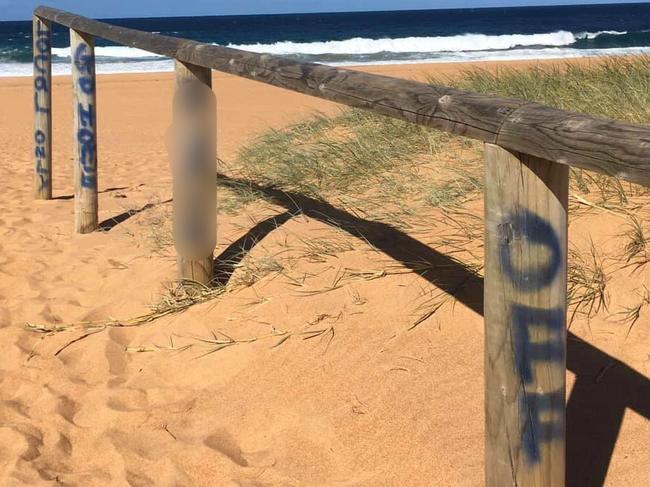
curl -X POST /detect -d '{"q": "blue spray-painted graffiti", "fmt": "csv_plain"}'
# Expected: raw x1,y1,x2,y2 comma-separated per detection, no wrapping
74,42,96,189
74,43,95,94
33,23,49,95
499,212,562,291
519,390,564,464
34,20,50,193
34,130,49,188
512,305,565,384
499,209,565,464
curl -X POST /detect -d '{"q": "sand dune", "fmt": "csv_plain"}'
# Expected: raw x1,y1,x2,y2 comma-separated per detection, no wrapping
0,59,648,485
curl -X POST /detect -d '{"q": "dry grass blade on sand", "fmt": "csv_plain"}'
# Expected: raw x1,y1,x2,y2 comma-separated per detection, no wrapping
26,279,227,335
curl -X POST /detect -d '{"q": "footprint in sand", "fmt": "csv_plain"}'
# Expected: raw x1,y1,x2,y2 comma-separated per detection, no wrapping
203,429,275,468
2,399,30,419
0,304,10,327
0,424,43,462
106,388,149,412
224,481,274,487
126,470,156,487
56,433,73,457
43,386,81,426
126,465,193,487
108,429,165,461
59,397,81,426
105,337,128,379
38,303,62,324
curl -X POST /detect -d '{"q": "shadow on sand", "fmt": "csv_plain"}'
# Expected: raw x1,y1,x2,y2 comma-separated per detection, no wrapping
52,185,130,201
215,173,650,487
98,198,172,232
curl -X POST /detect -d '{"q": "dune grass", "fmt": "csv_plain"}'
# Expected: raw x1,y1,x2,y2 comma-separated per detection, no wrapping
225,57,650,217
439,57,650,204
215,57,650,328
226,109,482,222
445,57,650,123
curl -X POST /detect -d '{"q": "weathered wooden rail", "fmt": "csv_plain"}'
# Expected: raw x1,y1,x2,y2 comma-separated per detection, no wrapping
32,6,650,486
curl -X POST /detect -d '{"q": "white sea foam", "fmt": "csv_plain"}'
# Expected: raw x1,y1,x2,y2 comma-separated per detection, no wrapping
0,59,174,77
226,30,622,55
52,45,165,59
576,30,627,40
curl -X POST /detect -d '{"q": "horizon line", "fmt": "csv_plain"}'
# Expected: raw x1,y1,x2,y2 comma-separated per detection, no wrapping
3,1,650,23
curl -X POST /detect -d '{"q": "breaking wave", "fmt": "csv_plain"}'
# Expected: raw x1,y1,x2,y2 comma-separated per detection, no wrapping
226,30,628,55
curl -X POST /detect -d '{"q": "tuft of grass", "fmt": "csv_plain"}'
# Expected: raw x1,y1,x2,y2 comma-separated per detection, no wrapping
139,204,174,254
225,110,485,227
614,285,650,338
218,184,266,215
298,236,355,263
568,243,610,324
229,253,285,288
234,109,450,196
621,214,650,270
425,170,482,208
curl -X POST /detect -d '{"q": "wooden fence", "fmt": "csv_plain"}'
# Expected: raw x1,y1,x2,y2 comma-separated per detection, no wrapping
32,6,650,486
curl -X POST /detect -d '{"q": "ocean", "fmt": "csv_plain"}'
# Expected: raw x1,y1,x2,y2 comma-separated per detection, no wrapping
2,2,650,76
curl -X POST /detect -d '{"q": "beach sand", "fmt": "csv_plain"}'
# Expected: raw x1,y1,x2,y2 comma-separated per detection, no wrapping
1,58,649,485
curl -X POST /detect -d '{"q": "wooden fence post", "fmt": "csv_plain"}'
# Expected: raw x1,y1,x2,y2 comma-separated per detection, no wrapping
172,61,216,284
484,143,568,486
70,29,98,233
33,15,52,199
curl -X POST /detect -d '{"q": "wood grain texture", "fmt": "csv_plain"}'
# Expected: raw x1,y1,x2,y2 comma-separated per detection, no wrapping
35,6,650,186
33,15,52,199
484,143,568,487
172,61,215,284
70,29,98,234
177,256,213,285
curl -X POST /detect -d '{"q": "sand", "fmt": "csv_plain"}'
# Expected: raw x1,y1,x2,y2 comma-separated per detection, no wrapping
0,58,649,486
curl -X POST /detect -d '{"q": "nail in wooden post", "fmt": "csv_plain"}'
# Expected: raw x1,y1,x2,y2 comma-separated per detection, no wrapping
33,15,52,199
484,143,568,487
70,29,98,233
172,61,216,284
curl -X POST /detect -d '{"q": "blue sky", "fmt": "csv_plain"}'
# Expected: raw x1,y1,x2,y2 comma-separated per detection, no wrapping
1,0,646,21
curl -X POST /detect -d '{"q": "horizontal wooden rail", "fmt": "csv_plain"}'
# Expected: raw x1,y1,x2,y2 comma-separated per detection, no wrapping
35,5,650,187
